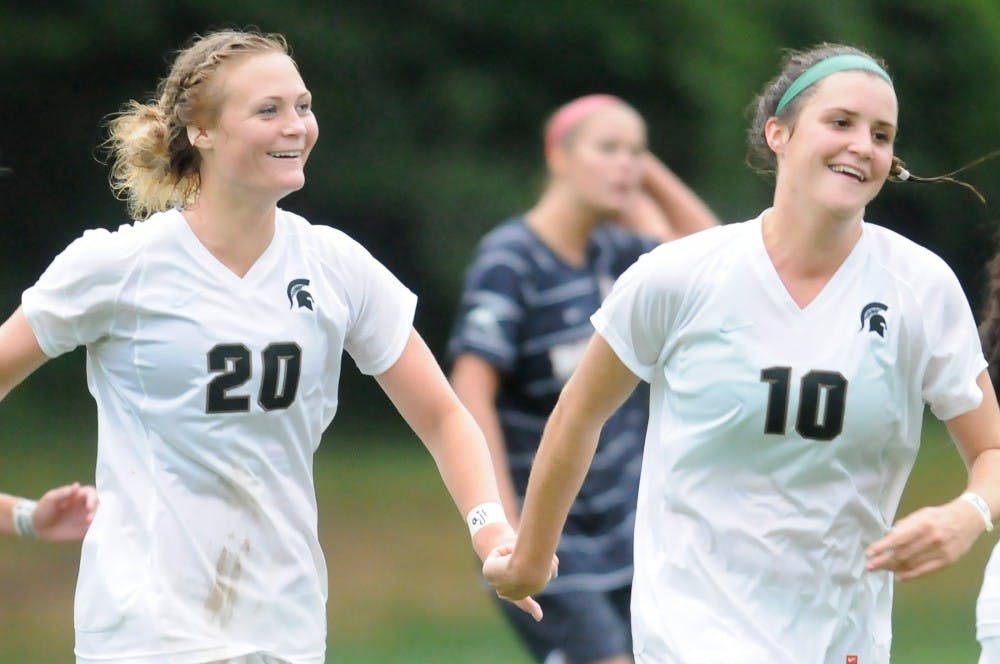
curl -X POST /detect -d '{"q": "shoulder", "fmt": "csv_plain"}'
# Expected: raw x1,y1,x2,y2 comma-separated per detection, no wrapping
279,209,378,266
862,222,962,292
48,210,172,274
468,217,535,274
635,218,752,279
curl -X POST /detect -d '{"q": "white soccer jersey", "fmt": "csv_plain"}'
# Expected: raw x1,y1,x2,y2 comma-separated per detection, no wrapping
977,542,1000,645
591,211,985,664
21,208,417,663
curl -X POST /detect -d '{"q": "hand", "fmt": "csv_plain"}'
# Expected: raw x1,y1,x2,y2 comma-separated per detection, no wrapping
865,499,985,581
33,482,98,542
482,543,559,621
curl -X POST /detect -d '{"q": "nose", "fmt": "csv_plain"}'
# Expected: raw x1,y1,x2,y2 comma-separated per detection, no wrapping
282,109,307,137
848,128,873,160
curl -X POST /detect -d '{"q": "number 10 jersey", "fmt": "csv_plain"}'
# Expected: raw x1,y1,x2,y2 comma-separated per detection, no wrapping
592,211,985,664
22,208,417,663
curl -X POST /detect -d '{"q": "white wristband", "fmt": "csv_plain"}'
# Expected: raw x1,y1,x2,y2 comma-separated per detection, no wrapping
13,499,38,538
960,492,994,533
466,502,507,538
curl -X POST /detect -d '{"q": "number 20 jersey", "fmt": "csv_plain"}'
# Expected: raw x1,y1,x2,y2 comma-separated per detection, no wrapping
591,211,986,664
21,208,417,663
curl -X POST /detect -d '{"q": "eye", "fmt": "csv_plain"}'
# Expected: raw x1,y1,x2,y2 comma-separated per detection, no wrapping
831,118,850,129
258,105,277,116
873,130,892,144
296,101,312,114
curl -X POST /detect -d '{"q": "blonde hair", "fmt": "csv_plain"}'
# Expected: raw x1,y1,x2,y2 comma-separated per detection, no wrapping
105,29,289,219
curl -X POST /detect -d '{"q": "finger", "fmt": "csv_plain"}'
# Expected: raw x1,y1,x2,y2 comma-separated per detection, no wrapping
895,557,948,582
514,596,543,622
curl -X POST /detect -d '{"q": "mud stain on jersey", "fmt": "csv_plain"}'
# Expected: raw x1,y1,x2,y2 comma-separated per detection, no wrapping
205,539,251,626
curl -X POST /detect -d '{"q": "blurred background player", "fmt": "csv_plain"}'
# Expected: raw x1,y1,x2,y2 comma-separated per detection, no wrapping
448,94,717,664
484,44,1000,663
0,483,97,541
0,29,548,664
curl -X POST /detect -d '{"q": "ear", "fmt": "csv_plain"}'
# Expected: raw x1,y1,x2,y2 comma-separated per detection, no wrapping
186,125,212,149
546,144,569,177
764,117,790,158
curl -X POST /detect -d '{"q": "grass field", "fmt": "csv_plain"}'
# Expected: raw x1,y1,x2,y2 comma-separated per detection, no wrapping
0,408,996,663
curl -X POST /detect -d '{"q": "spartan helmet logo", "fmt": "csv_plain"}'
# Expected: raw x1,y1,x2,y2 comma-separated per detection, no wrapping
287,278,314,311
859,301,888,338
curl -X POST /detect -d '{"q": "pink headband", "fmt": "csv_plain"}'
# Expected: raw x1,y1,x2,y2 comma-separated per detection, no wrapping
544,94,623,155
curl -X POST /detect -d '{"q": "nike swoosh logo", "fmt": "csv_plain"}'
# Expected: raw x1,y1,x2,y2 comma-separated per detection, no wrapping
720,321,755,334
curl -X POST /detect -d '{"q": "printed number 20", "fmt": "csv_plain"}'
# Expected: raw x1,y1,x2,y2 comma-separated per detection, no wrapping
206,342,302,413
759,367,848,441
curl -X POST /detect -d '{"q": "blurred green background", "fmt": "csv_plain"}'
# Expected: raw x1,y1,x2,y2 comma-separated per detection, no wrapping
1,1,998,662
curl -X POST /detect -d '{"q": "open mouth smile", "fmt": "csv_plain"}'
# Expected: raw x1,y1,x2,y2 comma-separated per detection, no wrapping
829,164,867,182
268,151,303,159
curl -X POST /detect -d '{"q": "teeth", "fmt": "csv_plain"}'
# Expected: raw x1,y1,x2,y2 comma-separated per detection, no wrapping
830,164,865,181
269,151,301,158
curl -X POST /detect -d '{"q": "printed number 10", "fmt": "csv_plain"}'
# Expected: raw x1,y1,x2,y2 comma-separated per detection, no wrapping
759,367,848,441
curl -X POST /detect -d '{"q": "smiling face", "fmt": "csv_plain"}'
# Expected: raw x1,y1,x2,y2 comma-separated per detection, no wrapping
192,51,318,201
550,105,646,217
767,71,897,219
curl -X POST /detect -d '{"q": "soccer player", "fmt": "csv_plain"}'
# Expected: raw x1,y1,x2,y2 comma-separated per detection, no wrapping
449,94,716,664
484,44,1000,663
0,29,545,663
0,483,97,540
977,248,1000,663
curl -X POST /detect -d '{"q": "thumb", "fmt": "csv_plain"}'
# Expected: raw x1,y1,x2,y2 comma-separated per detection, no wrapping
515,596,543,622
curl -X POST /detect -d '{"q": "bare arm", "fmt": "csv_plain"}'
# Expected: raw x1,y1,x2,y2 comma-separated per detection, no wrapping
450,354,521,527
484,334,639,598
617,153,719,241
0,307,49,402
0,484,99,540
376,329,555,619
867,370,1000,580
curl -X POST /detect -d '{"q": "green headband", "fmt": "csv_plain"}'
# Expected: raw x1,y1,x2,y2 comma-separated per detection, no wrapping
775,54,893,115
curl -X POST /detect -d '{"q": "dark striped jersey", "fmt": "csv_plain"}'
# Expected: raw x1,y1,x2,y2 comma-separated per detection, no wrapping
448,216,655,593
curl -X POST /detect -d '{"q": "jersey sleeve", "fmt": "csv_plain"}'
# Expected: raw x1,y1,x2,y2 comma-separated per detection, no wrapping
918,259,987,420
21,227,137,358
446,246,526,373
341,241,418,376
590,246,685,383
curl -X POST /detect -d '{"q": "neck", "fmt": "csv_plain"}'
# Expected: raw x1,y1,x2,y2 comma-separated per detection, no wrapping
765,186,864,280
525,186,602,266
183,179,279,278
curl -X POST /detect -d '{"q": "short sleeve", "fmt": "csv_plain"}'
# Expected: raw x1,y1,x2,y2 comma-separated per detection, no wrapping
590,247,684,383
919,260,987,420
21,228,136,358
341,242,418,376
446,246,527,373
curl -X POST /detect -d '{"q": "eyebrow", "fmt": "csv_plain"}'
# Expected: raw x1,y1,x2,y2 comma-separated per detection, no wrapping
256,92,312,103
825,107,896,129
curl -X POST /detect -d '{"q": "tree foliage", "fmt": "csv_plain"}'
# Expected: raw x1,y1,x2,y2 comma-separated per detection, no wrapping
1,1,998,417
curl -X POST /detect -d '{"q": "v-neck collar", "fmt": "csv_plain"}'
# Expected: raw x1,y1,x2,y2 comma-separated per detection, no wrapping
172,208,286,288
749,211,868,315
517,216,600,274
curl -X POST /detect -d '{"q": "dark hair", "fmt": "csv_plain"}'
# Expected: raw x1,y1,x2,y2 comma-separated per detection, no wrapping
982,244,1000,401
747,43,995,202
746,43,889,174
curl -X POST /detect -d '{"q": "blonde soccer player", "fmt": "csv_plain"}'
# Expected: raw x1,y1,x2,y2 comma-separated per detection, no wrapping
0,29,548,664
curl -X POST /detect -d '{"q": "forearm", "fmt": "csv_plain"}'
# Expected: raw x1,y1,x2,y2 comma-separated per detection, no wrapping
460,394,520,525
965,448,1000,519
0,494,15,535
421,401,510,559
513,400,602,580
642,154,718,236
